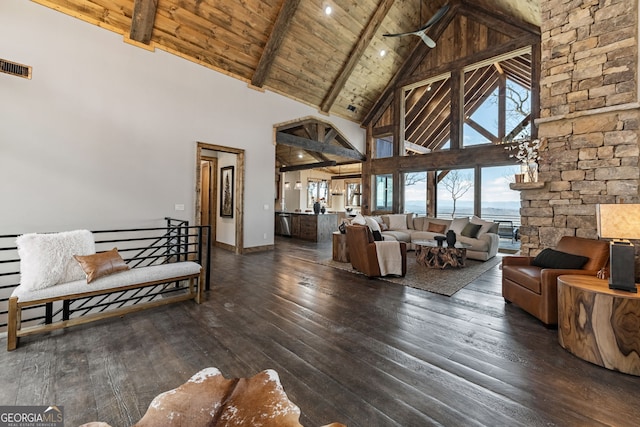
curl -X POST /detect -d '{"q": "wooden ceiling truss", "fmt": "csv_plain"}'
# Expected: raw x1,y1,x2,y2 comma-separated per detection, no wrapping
275,117,364,175
361,0,540,215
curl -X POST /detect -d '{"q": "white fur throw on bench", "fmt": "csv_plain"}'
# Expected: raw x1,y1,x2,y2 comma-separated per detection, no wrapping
8,229,202,351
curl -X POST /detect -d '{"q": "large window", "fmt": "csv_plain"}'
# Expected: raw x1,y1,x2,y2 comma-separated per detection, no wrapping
398,50,533,152
375,174,393,211
346,181,361,207
504,79,532,141
403,74,452,155
404,172,427,215
306,179,328,208
436,168,474,218
463,52,533,147
374,135,393,159
480,165,521,224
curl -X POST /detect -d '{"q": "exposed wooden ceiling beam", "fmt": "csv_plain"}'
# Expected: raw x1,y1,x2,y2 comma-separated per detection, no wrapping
280,161,337,172
251,0,301,87
320,0,397,113
130,0,158,44
404,141,431,154
323,128,339,145
330,174,362,180
276,132,365,160
299,123,333,162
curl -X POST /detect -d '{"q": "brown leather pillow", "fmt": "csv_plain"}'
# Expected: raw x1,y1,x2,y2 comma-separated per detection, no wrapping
427,222,447,234
74,248,129,283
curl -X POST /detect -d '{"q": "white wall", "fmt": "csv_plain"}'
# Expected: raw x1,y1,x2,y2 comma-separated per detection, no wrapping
0,0,364,248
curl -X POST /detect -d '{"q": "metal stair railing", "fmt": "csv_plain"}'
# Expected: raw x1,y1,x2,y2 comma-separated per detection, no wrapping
0,220,211,333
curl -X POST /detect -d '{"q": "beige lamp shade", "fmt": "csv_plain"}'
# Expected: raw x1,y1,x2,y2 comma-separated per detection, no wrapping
597,204,640,239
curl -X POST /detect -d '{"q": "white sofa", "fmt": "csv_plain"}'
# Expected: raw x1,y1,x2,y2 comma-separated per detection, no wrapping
354,213,499,261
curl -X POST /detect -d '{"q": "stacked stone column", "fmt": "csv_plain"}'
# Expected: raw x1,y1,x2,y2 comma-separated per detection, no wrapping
520,0,639,255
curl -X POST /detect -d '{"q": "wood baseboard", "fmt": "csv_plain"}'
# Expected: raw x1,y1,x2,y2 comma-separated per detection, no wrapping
243,244,274,254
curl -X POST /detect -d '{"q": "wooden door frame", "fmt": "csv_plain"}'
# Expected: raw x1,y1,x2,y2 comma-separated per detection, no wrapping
199,156,217,244
196,142,245,255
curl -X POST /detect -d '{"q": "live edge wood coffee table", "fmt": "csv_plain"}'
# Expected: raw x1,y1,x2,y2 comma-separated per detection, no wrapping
414,240,470,269
557,275,640,376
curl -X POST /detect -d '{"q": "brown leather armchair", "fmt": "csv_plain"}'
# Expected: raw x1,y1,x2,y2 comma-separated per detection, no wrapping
345,224,407,278
502,236,609,326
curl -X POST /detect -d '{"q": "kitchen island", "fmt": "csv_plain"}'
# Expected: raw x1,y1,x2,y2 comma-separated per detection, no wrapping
275,211,338,242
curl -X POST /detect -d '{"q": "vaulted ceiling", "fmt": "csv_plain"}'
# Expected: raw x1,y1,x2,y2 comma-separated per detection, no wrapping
32,0,540,124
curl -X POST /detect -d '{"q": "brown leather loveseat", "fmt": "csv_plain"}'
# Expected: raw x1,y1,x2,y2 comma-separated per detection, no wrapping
345,224,407,278
501,236,609,326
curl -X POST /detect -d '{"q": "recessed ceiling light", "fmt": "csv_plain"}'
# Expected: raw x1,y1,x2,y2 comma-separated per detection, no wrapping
325,6,332,15
380,50,386,57
298,153,303,158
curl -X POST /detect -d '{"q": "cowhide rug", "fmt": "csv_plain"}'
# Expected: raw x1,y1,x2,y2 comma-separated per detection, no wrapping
80,368,344,427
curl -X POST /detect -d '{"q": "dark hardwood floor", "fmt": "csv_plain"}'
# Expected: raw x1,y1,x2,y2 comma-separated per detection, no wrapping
1,237,639,426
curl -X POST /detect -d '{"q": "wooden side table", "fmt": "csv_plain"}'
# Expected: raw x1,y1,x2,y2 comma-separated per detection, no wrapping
332,231,349,263
557,275,640,376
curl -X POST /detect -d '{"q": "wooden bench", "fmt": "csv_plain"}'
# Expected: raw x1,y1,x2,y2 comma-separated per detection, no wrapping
3,222,210,351
7,261,202,351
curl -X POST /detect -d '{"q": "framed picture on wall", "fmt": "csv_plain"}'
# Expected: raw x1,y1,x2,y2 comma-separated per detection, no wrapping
220,166,234,218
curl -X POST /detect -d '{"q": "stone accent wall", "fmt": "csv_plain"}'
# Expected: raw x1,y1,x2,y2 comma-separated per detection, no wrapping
521,0,639,255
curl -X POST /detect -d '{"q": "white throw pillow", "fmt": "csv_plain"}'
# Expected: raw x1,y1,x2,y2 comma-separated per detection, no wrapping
364,216,381,233
16,229,95,291
449,217,469,234
352,214,366,225
387,214,408,230
470,215,495,236
371,215,388,231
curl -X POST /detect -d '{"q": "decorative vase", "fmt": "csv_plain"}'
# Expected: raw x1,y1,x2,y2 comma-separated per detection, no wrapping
525,162,538,182
515,173,525,183
446,230,456,247
320,206,326,214
313,201,320,214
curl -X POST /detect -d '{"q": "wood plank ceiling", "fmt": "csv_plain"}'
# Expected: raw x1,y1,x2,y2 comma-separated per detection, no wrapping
32,0,540,124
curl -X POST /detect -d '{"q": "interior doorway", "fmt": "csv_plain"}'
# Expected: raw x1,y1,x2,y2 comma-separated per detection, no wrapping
196,142,245,254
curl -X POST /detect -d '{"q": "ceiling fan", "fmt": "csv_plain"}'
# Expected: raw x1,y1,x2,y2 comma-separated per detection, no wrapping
383,3,450,48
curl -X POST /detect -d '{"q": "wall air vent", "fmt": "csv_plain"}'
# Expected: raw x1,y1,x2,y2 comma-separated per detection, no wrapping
0,58,32,79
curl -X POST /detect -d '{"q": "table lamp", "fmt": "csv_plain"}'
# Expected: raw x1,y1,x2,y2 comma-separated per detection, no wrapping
596,204,640,292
